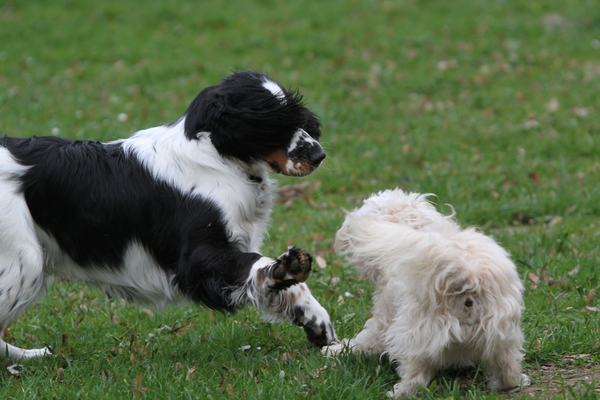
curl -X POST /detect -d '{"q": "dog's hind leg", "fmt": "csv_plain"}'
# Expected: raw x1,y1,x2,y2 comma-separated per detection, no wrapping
231,246,337,347
486,347,529,390
0,185,50,361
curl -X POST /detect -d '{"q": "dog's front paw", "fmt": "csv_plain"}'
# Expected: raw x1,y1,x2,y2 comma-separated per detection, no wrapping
321,338,348,356
272,246,312,285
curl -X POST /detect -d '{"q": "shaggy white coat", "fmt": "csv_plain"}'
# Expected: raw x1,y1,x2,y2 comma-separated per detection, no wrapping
324,189,529,397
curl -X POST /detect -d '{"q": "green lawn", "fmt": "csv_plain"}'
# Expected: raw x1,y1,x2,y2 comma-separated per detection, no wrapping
1,0,600,398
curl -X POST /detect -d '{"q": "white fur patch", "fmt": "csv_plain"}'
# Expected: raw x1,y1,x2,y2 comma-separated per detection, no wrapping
330,188,527,397
287,129,318,153
121,120,274,253
262,79,286,104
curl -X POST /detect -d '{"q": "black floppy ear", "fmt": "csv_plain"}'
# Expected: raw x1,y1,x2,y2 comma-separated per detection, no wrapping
183,86,225,140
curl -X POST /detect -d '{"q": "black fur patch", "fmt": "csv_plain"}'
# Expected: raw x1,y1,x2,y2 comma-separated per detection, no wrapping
182,71,321,162
1,135,261,312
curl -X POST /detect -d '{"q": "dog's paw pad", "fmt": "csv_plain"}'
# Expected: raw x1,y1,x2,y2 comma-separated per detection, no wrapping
272,246,312,283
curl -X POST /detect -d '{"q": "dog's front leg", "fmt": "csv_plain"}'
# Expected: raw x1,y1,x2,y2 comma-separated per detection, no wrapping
322,315,386,357
231,246,337,347
389,359,435,398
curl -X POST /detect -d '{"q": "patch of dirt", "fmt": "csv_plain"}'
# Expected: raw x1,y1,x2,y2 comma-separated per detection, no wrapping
515,362,600,398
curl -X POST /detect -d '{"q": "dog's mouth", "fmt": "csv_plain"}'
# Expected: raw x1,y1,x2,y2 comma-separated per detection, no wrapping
263,150,323,177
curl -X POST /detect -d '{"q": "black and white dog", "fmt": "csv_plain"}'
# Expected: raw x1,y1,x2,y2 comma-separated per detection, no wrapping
0,71,336,360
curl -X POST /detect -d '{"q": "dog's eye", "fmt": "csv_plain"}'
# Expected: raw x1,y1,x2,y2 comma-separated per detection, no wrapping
464,298,473,308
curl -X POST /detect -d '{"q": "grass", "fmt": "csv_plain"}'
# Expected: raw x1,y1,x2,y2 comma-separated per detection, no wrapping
1,0,600,398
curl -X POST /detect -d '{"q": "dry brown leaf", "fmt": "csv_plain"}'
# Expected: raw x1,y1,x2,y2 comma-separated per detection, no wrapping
315,256,327,269
564,354,591,359
546,98,559,112
226,383,234,395
130,353,136,366
589,289,596,303
586,306,598,312
142,309,154,319
568,265,580,277
186,366,196,381
57,367,64,383
547,216,563,227
529,272,540,289
133,374,147,398
219,376,227,390
276,182,320,205
24,333,38,342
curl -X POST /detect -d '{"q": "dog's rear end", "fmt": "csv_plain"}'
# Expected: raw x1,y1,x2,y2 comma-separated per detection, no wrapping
330,188,527,397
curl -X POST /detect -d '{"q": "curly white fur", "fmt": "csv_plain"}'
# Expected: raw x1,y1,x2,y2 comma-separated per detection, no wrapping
324,189,529,397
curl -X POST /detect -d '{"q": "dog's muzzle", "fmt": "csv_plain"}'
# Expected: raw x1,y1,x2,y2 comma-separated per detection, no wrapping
264,130,325,177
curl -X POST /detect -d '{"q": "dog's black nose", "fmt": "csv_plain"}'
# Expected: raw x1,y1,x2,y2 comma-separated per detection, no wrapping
309,148,326,165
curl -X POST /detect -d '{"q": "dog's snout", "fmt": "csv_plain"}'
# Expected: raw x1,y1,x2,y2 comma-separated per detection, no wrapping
309,147,326,165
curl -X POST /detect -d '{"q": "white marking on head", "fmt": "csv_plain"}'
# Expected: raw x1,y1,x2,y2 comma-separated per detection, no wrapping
287,129,318,153
262,79,287,104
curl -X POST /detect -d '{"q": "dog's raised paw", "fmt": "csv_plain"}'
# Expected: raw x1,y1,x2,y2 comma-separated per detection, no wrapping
271,246,312,285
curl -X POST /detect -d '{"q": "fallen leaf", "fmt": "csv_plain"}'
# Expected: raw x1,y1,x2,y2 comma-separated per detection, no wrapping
585,306,598,312
276,182,320,205
24,333,38,342
529,272,540,289
563,354,590,359
313,232,325,241
555,291,566,300
219,376,227,390
57,367,64,383
546,97,559,112
133,374,147,398
226,383,234,395
589,289,596,303
573,107,589,117
142,309,154,319
528,172,541,185
130,353,136,366
186,366,196,381
315,256,327,269
568,265,580,277
547,216,563,227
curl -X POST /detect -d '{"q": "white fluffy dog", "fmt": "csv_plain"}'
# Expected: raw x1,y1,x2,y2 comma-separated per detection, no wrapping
323,189,529,397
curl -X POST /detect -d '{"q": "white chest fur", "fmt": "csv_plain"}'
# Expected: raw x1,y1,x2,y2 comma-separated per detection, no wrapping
121,121,274,254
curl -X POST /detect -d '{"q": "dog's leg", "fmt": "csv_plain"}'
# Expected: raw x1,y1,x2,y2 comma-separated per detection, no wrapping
0,189,50,361
231,246,337,347
322,315,386,357
388,359,435,398
486,349,529,390
0,335,51,360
